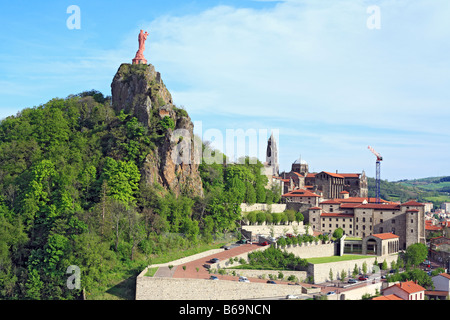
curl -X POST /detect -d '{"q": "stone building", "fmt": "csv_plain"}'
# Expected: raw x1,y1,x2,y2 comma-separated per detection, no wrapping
308,198,426,250
281,188,322,207
280,158,368,200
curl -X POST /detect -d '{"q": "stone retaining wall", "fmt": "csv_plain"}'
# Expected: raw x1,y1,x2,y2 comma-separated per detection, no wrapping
240,203,287,213
136,277,304,300
281,242,336,259
308,254,398,284
228,269,308,282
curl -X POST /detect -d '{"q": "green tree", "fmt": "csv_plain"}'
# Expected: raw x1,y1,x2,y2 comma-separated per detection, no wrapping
256,211,266,225
295,211,304,224
100,157,140,206
333,228,344,239
405,243,428,268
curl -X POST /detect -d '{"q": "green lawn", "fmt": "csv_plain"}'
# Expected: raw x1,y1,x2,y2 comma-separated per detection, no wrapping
306,255,373,264
145,267,159,277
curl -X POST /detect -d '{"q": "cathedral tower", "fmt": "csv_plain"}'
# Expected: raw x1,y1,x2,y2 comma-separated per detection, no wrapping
266,132,279,176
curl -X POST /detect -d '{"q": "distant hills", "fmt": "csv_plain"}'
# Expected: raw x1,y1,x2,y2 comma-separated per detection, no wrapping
368,176,450,208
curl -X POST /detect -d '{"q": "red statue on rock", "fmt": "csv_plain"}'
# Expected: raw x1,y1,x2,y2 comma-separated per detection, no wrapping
132,30,149,65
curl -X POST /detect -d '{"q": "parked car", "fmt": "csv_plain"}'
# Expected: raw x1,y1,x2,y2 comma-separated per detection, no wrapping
358,275,369,281
239,276,250,283
266,280,276,284
260,241,269,246
210,275,219,280
210,258,220,263
222,245,231,250
286,295,298,299
286,233,294,238
347,278,357,284
327,291,336,295
236,239,247,244
203,264,211,269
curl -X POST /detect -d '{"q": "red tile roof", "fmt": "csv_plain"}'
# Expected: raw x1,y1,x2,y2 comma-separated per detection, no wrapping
426,225,442,231
437,273,450,280
340,173,361,178
372,294,403,300
321,213,354,218
321,171,345,179
392,281,425,294
425,290,449,297
282,189,320,198
373,233,400,240
320,200,342,205
401,200,425,207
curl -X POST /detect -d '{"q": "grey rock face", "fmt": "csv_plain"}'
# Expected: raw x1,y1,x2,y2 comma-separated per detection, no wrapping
111,63,203,197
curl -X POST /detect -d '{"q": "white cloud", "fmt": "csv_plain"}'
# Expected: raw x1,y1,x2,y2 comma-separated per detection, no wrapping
140,0,450,137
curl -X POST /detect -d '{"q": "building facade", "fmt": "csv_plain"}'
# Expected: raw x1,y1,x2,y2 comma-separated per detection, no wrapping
280,158,368,200
308,198,426,250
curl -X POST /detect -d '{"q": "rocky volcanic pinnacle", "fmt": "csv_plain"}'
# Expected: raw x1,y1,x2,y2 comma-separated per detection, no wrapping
111,63,203,198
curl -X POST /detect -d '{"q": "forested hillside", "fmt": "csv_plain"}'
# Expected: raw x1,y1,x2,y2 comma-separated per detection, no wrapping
0,90,279,299
367,177,450,207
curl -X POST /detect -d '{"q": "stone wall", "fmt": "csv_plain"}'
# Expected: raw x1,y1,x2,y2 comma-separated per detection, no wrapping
308,254,398,284
135,277,305,300
241,223,305,241
281,242,336,259
339,282,383,300
229,269,308,282
240,203,286,213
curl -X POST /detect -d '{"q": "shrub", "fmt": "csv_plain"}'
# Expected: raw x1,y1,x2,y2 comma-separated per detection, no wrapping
160,116,175,130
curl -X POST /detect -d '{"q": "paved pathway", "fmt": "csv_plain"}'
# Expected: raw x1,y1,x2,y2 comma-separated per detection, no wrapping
154,265,176,278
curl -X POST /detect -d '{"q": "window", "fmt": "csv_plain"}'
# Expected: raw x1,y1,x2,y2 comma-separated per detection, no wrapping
313,218,316,222
380,219,384,223
329,224,332,228
363,217,366,223
411,229,414,233
392,219,395,224
411,219,414,223
322,224,325,228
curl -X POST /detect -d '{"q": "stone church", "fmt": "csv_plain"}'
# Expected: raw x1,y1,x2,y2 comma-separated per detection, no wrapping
279,155,368,200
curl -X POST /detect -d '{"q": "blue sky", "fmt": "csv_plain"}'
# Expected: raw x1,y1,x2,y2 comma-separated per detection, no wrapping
1,0,449,181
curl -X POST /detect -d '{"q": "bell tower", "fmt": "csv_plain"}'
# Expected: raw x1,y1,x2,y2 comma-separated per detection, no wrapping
266,132,279,176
